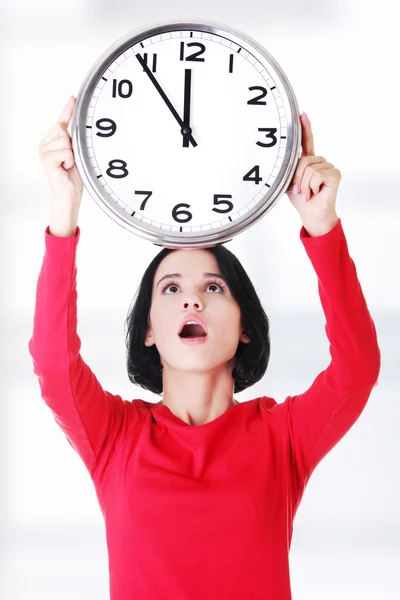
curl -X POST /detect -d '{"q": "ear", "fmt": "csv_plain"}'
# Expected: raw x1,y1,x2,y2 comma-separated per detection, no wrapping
145,328,155,347
239,329,251,344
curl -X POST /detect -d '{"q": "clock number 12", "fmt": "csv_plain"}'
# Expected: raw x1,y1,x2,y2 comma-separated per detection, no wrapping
179,42,206,62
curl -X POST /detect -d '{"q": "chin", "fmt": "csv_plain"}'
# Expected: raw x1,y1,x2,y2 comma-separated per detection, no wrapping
167,353,236,374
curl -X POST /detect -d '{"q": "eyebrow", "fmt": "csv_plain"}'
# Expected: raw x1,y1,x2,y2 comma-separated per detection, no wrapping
156,272,225,289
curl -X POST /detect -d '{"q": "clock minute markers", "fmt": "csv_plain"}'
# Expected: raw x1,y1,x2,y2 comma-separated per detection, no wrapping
135,53,198,148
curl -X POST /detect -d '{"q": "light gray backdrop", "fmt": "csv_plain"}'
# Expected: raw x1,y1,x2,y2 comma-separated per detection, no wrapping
1,0,399,598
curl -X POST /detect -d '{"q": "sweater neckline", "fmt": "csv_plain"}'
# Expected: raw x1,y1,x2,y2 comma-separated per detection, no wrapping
153,401,240,429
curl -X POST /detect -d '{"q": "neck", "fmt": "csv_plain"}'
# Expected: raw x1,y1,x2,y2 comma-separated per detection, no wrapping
158,363,238,426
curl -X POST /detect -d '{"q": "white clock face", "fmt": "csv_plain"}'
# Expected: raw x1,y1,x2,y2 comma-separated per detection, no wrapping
74,23,300,246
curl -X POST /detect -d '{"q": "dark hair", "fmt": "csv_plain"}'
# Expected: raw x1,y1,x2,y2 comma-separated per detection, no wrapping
124,244,271,395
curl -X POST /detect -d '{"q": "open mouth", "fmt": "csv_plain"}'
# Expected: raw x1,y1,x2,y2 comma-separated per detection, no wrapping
179,323,207,339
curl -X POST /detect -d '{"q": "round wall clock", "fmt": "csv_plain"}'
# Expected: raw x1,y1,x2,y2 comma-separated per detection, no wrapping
71,19,302,248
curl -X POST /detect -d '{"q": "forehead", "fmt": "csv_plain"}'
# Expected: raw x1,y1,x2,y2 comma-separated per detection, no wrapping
155,249,219,278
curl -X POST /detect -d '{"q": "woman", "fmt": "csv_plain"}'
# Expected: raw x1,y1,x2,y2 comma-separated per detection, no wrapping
29,96,381,599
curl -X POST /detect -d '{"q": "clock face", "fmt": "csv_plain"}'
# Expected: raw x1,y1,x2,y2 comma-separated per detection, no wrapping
72,21,301,246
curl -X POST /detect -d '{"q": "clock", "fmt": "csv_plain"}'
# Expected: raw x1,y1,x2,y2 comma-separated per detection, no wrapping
71,19,302,248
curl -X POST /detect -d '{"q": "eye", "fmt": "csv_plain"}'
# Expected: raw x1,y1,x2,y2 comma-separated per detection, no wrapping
206,281,223,293
161,282,179,294
161,278,225,295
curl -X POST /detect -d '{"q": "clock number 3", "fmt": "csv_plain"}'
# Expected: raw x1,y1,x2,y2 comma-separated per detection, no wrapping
256,127,278,148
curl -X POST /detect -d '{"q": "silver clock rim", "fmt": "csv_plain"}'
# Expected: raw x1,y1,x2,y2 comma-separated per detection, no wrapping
71,19,302,248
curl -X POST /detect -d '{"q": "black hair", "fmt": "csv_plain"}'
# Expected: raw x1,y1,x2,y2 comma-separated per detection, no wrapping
124,244,271,395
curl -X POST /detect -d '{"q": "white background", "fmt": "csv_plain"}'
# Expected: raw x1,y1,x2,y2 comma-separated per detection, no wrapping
1,0,399,598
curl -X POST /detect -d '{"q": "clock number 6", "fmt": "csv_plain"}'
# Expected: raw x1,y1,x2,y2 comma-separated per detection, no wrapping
172,203,192,223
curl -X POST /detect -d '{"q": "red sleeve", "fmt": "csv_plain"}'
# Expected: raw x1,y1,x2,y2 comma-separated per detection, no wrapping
28,226,143,479
268,218,381,482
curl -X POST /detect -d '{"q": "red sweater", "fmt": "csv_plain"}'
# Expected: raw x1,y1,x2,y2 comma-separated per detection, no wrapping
28,218,380,600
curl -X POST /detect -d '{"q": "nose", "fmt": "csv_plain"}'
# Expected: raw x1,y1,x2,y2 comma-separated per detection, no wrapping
183,301,202,310
182,291,204,310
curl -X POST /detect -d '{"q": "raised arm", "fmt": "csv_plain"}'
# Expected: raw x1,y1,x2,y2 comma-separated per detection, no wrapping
266,113,380,482
268,218,381,482
29,97,143,480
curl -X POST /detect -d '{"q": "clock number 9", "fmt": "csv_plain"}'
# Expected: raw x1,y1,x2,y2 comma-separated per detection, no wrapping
95,118,117,137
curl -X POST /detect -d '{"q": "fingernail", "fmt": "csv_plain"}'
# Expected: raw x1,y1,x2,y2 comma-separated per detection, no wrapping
292,184,299,195
302,112,309,122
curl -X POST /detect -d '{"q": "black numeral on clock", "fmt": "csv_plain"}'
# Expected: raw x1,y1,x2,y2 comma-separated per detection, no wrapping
95,118,116,137
256,128,278,148
248,86,267,105
130,195,235,223
112,79,133,98
243,165,262,185
134,191,153,210
139,53,158,72
106,159,129,178
172,203,193,223
212,195,234,213
180,42,206,62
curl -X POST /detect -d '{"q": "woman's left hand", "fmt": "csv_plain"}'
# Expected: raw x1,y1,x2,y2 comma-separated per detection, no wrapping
286,112,341,237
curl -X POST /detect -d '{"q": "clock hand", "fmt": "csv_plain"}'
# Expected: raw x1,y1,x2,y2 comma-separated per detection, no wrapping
182,68,193,148
135,53,198,148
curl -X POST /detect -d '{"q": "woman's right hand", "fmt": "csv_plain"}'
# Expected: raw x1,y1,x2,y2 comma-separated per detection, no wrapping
39,95,84,210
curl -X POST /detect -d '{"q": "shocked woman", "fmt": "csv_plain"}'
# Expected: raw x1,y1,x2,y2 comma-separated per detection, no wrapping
30,100,381,600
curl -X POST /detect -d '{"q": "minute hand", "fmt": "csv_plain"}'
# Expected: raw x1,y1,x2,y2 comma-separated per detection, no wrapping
135,53,198,147
182,68,193,148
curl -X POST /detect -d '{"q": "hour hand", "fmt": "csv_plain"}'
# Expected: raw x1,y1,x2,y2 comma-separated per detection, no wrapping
136,53,197,147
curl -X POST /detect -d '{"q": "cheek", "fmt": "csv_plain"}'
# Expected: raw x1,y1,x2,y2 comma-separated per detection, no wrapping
149,305,176,341
214,305,242,336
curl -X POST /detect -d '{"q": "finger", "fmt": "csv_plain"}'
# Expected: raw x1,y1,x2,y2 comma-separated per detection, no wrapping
289,155,325,194
57,96,75,127
301,162,333,200
39,123,70,148
300,112,315,156
309,169,327,197
41,147,75,170
310,167,341,192
306,167,340,200
39,132,72,155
